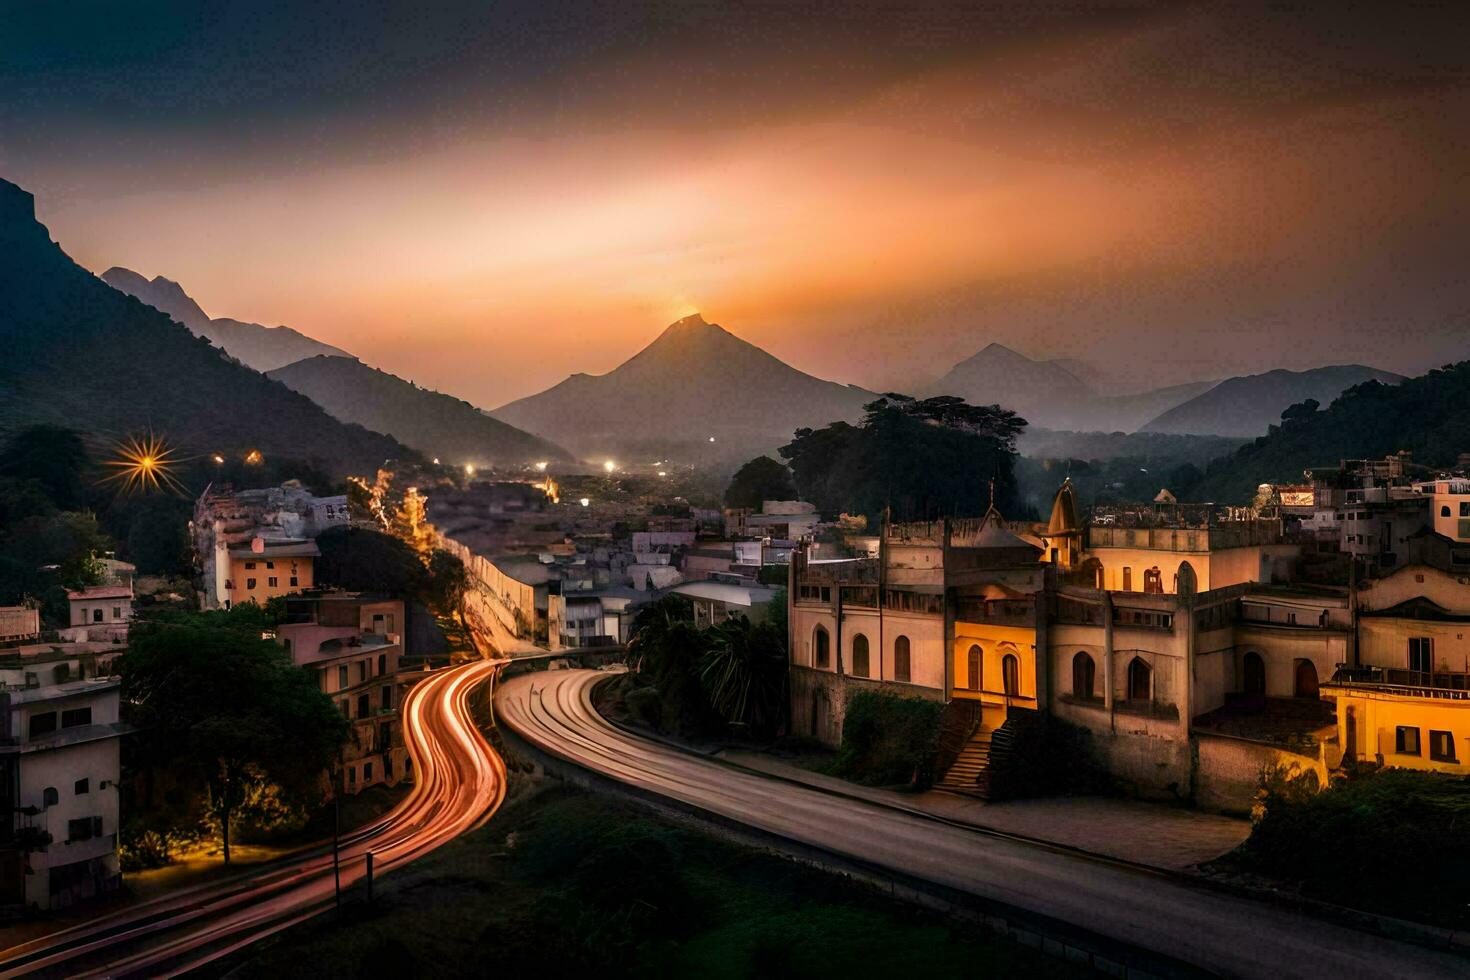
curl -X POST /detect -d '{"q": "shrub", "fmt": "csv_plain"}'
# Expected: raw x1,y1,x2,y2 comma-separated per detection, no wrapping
1232,766,1470,927
625,685,663,730
831,691,942,788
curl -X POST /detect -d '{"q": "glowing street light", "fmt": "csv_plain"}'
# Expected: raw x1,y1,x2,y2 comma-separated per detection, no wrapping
603,460,616,473
579,497,591,507
535,461,548,472
708,436,716,443
212,454,225,465
244,449,264,465
433,457,441,465
103,432,185,495
658,471,667,477
464,463,476,477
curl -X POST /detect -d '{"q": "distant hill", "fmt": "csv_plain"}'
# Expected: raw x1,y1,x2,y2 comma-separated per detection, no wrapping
0,178,410,477
269,355,574,466
490,314,876,459
931,343,1211,431
1189,363,1470,503
1140,365,1403,437
101,266,349,372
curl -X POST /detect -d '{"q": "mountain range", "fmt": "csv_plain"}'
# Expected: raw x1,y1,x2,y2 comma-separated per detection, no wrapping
932,342,1398,438
268,355,574,466
1139,364,1405,437
491,314,876,459
0,179,410,477
101,266,348,372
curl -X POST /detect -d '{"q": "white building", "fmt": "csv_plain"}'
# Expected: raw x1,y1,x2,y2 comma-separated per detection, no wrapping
63,585,134,643
0,658,123,909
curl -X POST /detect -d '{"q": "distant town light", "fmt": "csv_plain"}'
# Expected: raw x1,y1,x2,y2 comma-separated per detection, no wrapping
464,463,476,477
212,454,225,465
658,470,667,477
535,461,548,472
433,457,441,465
244,449,264,465
603,460,616,473
708,436,716,443
579,497,591,507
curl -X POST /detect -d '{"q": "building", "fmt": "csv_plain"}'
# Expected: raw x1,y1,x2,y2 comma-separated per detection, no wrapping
277,593,410,795
1083,502,1298,594
0,607,40,644
668,579,779,629
0,653,124,909
63,585,133,643
193,481,348,610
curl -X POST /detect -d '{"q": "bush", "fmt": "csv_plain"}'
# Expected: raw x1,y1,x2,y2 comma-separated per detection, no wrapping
624,685,663,730
831,691,942,788
1231,766,1470,927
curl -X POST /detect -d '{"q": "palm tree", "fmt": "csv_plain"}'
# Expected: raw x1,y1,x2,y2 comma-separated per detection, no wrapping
699,616,788,737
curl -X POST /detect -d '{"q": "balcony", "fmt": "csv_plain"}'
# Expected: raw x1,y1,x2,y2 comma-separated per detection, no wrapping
1326,664,1470,700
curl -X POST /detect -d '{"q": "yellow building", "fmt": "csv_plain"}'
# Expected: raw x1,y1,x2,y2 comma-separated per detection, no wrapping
225,540,318,609
1083,503,1297,595
1323,563,1470,772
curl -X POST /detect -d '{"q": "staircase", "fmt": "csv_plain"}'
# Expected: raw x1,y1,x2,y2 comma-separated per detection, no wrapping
936,727,994,798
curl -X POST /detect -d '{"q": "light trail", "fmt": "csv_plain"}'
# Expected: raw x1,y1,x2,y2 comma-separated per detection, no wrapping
496,668,1468,980
0,659,505,979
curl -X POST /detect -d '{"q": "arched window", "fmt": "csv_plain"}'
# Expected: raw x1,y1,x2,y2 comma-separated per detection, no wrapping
1127,657,1151,702
1243,652,1265,695
1002,654,1020,696
893,635,911,683
814,626,830,669
1143,567,1163,594
1442,505,1452,518
1176,560,1197,596
966,645,982,691
851,634,870,678
1072,651,1096,699
43,786,58,807
1294,659,1319,698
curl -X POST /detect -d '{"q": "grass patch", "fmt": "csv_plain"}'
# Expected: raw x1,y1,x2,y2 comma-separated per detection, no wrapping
227,786,1080,978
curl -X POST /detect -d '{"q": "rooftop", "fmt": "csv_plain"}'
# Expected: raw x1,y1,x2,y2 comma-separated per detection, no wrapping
668,580,779,607
66,585,133,601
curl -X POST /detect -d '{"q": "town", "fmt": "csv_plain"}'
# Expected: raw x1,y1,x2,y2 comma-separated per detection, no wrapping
3,3,1467,977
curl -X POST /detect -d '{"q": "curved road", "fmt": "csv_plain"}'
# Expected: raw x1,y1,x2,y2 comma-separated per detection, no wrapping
0,659,505,979
497,668,1466,980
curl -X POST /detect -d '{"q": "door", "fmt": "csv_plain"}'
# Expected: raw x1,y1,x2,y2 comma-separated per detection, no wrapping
1294,659,1319,698
966,645,982,691
1002,654,1019,697
1243,652,1266,695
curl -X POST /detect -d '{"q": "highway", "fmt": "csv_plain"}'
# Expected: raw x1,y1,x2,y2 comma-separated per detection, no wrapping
0,658,506,979
497,668,1467,980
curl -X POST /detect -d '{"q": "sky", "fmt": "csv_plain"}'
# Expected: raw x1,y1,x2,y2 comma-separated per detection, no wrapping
2,1,1467,405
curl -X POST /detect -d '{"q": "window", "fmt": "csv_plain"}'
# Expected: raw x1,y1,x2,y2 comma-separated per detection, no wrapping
364,762,373,782
893,636,911,682
359,660,369,683
1143,567,1163,594
74,778,89,795
244,562,256,570
337,665,349,690
384,750,393,779
357,693,370,718
851,634,870,678
267,577,278,588
380,722,392,751
29,712,57,738
814,627,830,668
1072,652,1095,699
1461,503,1470,517
338,699,349,718
967,645,982,691
266,560,275,569
246,578,257,590
67,817,99,842
290,576,299,587
1441,505,1451,517
1122,567,1133,592
112,606,122,619
43,786,59,806
348,766,357,786
1002,654,1019,696
1127,657,1151,702
1429,730,1457,763
92,608,103,623
378,654,387,675
382,684,393,710
1409,637,1433,674
1396,726,1421,755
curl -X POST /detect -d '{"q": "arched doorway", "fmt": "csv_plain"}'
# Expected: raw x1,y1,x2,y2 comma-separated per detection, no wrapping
893,635,911,682
1127,657,1151,702
1175,560,1197,596
851,634,870,678
1243,652,1266,695
1002,653,1020,697
1072,651,1096,699
814,626,830,669
1294,659,1319,698
966,645,982,691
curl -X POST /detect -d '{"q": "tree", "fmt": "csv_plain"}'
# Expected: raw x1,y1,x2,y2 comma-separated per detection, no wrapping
1280,398,1320,425
314,526,427,596
119,609,348,864
700,617,788,736
426,548,468,615
626,595,714,736
0,426,92,511
780,393,1026,524
724,456,796,510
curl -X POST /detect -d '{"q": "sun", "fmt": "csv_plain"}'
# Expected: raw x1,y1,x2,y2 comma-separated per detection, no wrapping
102,432,187,495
